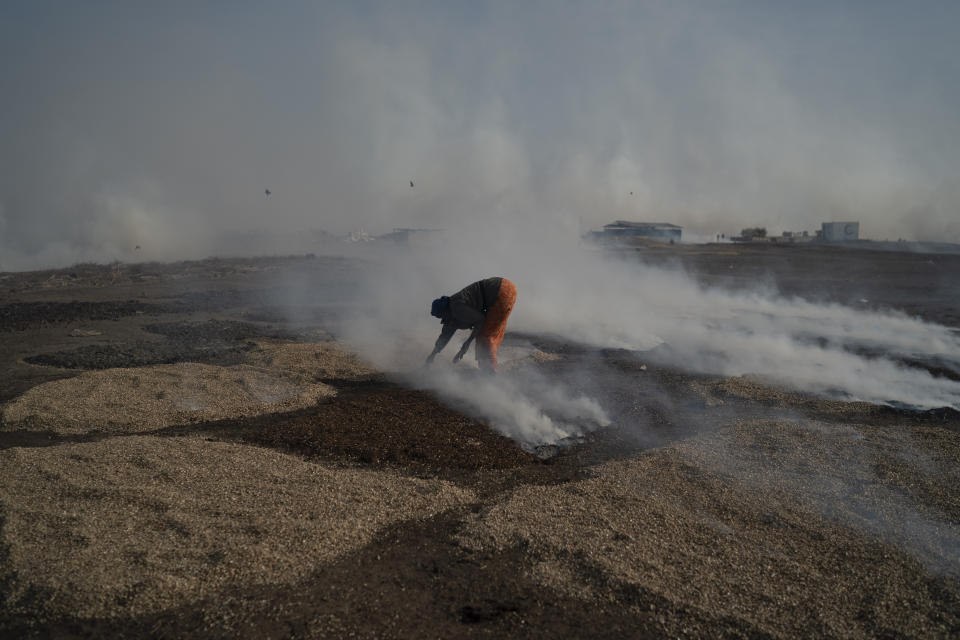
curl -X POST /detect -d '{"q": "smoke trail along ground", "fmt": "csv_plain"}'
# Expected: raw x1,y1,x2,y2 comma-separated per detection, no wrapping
306,246,960,446
516,251,960,411
413,368,611,449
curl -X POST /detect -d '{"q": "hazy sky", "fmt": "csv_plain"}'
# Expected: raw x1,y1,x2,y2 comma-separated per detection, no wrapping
2,1,958,268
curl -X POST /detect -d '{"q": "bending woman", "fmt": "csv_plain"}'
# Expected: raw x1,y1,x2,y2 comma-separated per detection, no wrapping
425,277,517,373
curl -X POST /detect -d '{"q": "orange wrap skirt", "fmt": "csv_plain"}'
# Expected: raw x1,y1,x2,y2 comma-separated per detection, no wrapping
476,278,517,372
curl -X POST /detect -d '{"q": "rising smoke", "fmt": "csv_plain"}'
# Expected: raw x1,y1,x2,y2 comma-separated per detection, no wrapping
327,230,960,446
2,2,960,271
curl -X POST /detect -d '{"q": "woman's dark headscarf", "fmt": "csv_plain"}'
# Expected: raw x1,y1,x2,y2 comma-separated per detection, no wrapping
430,296,450,318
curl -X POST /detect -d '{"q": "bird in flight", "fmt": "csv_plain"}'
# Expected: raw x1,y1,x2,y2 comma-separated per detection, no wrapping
265,188,271,196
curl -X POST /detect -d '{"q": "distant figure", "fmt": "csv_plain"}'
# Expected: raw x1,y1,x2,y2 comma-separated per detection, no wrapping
425,277,517,373
410,180,414,188
265,188,271,196
135,245,141,250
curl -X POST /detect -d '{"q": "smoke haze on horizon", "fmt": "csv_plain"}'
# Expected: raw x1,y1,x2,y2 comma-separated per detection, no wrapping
2,1,959,270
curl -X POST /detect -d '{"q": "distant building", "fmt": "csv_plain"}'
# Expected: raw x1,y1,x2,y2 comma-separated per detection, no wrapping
770,230,813,244
595,221,682,243
821,221,859,242
731,227,768,242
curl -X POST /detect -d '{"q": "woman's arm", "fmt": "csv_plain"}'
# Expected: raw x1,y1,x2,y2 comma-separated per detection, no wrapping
453,329,477,362
426,323,457,365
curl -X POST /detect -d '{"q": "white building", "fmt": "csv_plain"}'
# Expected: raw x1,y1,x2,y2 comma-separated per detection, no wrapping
821,221,859,242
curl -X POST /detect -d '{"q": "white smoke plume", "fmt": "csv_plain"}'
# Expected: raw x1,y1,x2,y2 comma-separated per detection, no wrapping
321,229,960,447
412,368,610,449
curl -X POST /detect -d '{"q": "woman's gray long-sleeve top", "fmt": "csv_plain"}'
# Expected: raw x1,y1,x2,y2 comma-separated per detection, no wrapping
433,277,503,352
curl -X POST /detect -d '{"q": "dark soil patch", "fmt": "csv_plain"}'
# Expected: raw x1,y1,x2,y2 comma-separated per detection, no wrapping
0,292,334,335
637,243,960,328
23,341,259,370
173,289,269,312
0,429,109,450
199,380,637,495
830,343,960,384
243,305,346,328
802,403,960,433
0,380,591,494
20,320,317,370
894,356,960,383
0,370,81,407
0,301,169,332
142,319,312,343
238,384,536,472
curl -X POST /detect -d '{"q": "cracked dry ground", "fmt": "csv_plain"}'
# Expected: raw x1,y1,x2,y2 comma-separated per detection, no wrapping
1,254,959,639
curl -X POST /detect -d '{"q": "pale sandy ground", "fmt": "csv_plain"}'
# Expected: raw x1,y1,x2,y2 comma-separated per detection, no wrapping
457,416,960,637
0,341,472,620
1,337,958,637
0,437,474,620
1,341,377,434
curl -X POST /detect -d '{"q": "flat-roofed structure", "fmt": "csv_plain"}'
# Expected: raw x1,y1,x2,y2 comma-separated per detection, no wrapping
600,221,682,242
821,221,859,242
